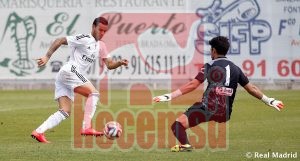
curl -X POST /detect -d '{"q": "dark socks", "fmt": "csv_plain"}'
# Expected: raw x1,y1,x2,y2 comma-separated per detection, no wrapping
171,121,189,145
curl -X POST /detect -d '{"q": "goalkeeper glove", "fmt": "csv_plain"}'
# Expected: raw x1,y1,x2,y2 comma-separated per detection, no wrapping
153,93,171,102
153,89,182,102
153,90,183,102
261,95,284,111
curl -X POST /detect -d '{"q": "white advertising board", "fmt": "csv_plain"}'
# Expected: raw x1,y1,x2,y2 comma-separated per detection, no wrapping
0,0,299,80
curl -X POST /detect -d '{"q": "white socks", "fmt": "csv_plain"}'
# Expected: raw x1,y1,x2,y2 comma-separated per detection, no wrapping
35,93,99,133
82,93,99,129
36,109,69,133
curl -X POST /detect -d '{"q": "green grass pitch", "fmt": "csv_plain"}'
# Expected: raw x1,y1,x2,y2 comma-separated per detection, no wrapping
0,90,299,161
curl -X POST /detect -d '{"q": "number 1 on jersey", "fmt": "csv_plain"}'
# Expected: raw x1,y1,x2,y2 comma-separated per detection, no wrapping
225,65,230,86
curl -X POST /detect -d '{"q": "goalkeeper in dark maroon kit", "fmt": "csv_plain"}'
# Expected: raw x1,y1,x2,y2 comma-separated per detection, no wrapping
153,36,284,152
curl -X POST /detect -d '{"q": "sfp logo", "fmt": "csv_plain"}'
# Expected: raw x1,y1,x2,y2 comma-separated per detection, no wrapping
195,0,272,55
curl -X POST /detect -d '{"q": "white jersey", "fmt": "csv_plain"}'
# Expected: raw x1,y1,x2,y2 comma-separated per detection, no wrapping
54,34,109,101
66,33,109,73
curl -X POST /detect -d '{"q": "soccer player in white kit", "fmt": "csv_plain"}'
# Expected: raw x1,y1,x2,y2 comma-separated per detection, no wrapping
31,17,128,143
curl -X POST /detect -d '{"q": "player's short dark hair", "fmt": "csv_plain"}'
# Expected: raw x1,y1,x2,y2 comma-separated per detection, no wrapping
93,17,108,26
209,36,230,55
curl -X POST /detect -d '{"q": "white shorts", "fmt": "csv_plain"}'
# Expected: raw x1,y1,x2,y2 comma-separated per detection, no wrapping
55,64,90,102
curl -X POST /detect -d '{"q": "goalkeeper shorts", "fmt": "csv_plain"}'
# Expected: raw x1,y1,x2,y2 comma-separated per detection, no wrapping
184,102,231,127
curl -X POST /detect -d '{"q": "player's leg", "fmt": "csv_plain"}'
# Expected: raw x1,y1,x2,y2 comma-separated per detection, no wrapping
170,114,193,152
171,102,206,151
31,96,71,143
74,83,102,136
171,112,198,152
171,114,189,145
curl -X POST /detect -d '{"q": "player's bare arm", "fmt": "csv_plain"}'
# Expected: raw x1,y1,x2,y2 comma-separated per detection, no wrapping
178,79,201,95
243,82,263,99
153,79,201,102
36,37,67,67
103,58,128,70
243,83,284,111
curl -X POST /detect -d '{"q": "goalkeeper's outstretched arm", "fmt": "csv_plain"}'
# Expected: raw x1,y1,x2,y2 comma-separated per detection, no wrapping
153,79,201,102
243,83,284,111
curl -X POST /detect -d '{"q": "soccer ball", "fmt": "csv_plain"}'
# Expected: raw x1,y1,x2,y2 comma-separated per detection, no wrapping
103,121,122,140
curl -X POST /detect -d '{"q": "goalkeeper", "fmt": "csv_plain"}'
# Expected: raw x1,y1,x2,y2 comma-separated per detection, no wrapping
153,36,284,152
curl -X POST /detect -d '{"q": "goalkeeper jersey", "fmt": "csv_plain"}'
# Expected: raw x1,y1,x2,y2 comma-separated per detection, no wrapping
194,57,249,116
